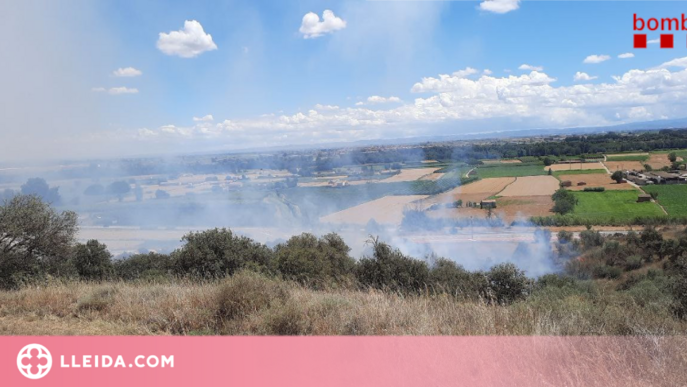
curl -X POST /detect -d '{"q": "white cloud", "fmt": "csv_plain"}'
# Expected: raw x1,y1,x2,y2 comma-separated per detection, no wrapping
157,20,217,58
658,57,687,69
193,115,214,122
314,104,340,111
299,10,346,39
648,38,660,44
483,69,493,75
113,67,142,77
618,53,634,59
573,72,598,82
519,64,543,71
366,96,402,104
92,87,138,95
583,54,611,64
478,0,520,14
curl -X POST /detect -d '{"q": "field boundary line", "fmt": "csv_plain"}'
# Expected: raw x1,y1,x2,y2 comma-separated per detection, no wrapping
494,177,518,197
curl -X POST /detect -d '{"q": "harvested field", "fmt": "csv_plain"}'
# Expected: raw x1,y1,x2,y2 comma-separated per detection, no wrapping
426,196,553,223
604,161,644,172
498,176,559,197
424,177,515,206
557,173,636,191
647,153,683,169
381,168,440,183
320,195,428,225
605,153,649,158
547,162,605,172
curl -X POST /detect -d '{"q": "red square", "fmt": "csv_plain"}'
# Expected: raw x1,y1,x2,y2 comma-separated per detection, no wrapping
634,34,647,48
661,34,674,48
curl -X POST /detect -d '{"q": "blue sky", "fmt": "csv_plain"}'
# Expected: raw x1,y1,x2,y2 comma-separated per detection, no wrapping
2,1,687,161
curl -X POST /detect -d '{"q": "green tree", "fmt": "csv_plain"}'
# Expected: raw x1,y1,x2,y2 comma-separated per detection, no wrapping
355,237,429,294
668,152,677,163
552,188,577,215
0,195,77,289
107,181,131,201
485,263,532,304
611,171,624,184
114,252,173,280
73,240,112,280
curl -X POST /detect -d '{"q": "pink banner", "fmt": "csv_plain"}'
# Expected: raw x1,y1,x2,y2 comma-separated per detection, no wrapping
1,336,684,386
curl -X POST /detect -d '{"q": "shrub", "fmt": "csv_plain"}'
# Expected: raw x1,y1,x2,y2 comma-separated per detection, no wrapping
72,240,113,280
557,230,573,244
485,263,532,304
583,187,605,192
428,258,487,299
355,239,430,294
552,188,577,215
275,233,355,287
591,264,622,279
114,252,173,281
579,229,604,250
172,228,274,279
624,255,643,271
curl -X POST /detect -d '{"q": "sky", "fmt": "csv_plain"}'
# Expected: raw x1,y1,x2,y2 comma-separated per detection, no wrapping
2,0,687,162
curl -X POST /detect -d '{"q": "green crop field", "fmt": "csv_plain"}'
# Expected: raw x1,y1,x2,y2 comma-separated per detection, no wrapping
552,169,607,178
570,190,664,222
642,185,687,216
606,155,649,162
475,164,546,178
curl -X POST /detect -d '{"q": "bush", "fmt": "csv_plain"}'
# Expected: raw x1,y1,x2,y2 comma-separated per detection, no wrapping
624,255,643,271
114,252,173,281
172,228,274,279
591,264,622,279
485,263,532,304
428,258,487,299
275,233,355,287
73,240,113,280
355,239,429,294
583,187,605,192
557,230,573,244
580,229,604,250
552,188,577,215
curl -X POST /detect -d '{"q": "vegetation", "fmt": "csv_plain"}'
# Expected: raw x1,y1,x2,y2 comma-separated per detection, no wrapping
551,188,577,215
583,187,605,192
570,190,664,222
643,185,687,216
611,171,624,183
606,155,649,162
552,169,607,177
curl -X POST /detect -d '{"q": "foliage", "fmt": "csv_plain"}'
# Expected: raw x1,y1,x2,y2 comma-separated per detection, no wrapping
485,263,532,304
0,195,77,289
552,188,577,215
113,252,173,281
275,233,355,287
611,171,624,183
172,228,274,279
583,187,605,192
73,240,113,280
355,238,429,294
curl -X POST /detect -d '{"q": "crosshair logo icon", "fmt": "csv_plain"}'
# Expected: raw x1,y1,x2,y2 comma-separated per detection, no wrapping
17,344,52,380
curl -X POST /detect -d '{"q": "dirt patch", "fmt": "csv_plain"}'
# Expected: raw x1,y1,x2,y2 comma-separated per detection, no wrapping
320,195,428,225
381,168,440,183
498,176,559,197
547,162,605,172
424,177,515,206
647,153,683,169
604,161,644,172
557,173,637,191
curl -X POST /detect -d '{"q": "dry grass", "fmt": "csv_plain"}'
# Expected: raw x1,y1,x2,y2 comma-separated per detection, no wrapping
319,195,428,225
498,176,559,197
547,162,606,172
1,273,686,338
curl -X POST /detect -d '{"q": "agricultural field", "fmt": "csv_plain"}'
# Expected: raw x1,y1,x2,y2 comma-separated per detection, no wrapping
605,154,649,162
381,168,440,183
557,173,636,191
546,162,605,172
424,177,515,206
476,164,546,178
498,176,559,197
570,190,664,222
494,196,554,221
319,195,428,225
551,169,607,177
604,161,644,172
642,185,687,216
647,153,682,169
481,159,522,164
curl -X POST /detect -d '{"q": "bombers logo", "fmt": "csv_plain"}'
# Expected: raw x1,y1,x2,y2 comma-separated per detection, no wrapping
17,344,52,380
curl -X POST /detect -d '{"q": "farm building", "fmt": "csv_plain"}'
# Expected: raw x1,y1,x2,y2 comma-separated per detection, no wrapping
645,172,685,185
560,180,572,187
480,200,497,209
637,194,652,203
